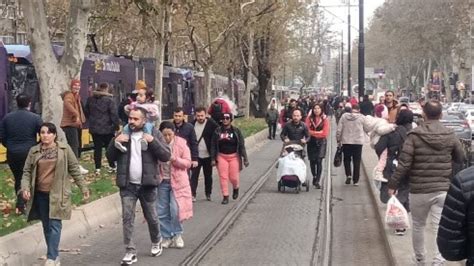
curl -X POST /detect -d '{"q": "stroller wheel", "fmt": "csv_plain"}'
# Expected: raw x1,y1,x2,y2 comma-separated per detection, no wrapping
278,181,282,192
306,177,310,192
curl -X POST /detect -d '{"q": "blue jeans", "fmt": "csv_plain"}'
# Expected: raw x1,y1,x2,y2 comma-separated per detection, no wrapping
34,191,62,260
157,180,183,238
122,122,153,135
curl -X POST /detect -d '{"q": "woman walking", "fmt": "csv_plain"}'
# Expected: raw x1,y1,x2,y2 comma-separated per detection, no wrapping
211,113,249,204
375,109,413,235
305,103,330,189
157,121,193,249
20,122,89,266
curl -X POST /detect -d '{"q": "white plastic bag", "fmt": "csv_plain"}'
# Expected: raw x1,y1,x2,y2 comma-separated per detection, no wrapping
385,195,410,229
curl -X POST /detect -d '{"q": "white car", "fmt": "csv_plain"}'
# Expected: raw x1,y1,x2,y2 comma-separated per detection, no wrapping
464,109,474,134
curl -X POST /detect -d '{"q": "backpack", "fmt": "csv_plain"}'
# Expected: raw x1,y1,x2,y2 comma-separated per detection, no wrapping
213,102,223,114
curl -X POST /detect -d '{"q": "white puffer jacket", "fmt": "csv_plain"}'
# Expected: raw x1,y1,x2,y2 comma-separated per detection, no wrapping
364,115,396,148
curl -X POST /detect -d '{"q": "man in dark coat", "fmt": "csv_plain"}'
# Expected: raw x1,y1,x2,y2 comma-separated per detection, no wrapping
0,93,42,214
84,83,121,174
437,167,474,265
190,106,218,201
173,107,199,169
388,100,464,265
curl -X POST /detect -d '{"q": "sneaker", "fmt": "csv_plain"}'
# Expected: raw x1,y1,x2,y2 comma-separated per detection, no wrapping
373,167,388,182
95,169,101,175
55,258,60,266
161,238,173,248
232,188,239,200
314,183,321,189
107,166,117,173
121,252,137,264
192,196,196,202
345,176,352,185
172,235,184,249
395,229,406,236
140,139,148,151
115,141,128,153
151,242,162,257
353,182,359,186
79,165,89,175
44,259,55,266
206,194,211,201
221,196,229,205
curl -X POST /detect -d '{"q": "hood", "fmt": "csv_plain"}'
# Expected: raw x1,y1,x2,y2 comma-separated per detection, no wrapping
93,90,113,97
410,120,454,150
343,112,364,121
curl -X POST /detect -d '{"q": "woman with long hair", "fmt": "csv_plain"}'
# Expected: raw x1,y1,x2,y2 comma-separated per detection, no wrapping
157,121,193,249
305,103,330,189
21,122,89,265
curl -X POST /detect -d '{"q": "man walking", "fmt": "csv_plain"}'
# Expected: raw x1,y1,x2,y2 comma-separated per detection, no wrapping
265,103,279,139
190,107,218,201
388,100,464,265
384,91,398,123
61,79,88,174
336,104,367,186
106,107,171,265
0,93,42,214
84,83,120,175
280,109,309,143
173,107,198,169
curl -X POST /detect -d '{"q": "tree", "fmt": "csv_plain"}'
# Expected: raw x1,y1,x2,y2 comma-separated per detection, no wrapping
20,0,92,138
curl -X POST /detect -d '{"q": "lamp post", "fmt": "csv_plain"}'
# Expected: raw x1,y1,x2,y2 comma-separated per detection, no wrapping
347,1,351,97
357,0,364,100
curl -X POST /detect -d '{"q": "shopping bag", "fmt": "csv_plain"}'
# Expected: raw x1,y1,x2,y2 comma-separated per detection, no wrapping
385,195,410,229
333,145,343,167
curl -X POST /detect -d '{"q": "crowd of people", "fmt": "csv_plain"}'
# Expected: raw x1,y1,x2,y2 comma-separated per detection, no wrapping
3,78,474,265
0,79,250,266
273,91,473,265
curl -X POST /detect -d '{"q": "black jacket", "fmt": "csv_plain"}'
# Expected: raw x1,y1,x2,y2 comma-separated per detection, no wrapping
0,109,42,154
437,167,474,265
280,121,309,142
210,126,248,170
359,100,374,116
106,128,171,188
84,91,120,135
191,118,218,157
174,121,199,161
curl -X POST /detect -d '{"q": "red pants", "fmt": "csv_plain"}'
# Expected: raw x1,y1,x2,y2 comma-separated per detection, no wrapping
217,153,240,197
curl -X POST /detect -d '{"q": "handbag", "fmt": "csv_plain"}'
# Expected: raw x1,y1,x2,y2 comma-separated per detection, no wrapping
333,145,343,167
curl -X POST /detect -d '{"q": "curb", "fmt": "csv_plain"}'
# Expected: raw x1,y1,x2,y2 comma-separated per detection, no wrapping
360,145,397,266
0,128,269,266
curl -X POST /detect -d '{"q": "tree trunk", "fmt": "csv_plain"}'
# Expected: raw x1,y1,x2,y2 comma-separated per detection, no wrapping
153,5,167,124
203,65,213,105
257,71,271,118
245,27,254,119
21,0,91,141
444,61,452,102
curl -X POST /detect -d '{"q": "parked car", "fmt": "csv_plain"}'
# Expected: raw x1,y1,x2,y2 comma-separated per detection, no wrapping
440,111,472,140
464,109,474,138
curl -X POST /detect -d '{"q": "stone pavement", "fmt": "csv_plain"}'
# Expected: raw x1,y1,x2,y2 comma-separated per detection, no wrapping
199,161,322,265
52,138,282,266
361,144,464,266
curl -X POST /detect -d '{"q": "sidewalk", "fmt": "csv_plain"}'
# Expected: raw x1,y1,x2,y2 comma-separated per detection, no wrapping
361,145,463,266
0,129,281,266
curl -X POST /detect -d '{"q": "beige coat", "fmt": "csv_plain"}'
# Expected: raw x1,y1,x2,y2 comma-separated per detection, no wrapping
21,141,87,221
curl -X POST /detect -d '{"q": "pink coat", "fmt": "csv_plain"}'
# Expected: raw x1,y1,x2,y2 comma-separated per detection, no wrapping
159,136,193,222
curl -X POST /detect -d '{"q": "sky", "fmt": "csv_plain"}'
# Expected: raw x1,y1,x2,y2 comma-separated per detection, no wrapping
319,0,386,44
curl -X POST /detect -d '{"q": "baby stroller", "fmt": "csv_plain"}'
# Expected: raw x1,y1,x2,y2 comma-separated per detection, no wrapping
276,142,309,193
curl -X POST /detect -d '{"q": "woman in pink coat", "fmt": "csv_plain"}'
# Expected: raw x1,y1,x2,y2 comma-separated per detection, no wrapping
157,121,193,249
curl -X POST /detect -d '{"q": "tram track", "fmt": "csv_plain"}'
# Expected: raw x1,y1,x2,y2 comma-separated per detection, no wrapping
181,158,279,266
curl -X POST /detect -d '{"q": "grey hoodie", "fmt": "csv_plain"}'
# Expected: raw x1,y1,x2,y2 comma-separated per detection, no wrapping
388,120,464,194
336,112,368,145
